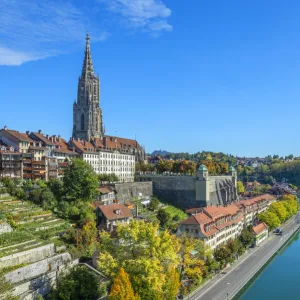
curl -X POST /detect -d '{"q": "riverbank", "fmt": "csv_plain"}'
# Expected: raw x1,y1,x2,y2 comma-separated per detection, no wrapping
188,213,300,300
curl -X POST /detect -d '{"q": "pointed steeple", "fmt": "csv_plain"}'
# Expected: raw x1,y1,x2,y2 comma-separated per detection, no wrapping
81,33,94,78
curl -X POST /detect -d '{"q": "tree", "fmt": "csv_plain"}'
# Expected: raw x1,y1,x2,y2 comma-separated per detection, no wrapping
149,197,160,211
63,159,98,201
214,246,231,268
258,211,280,230
48,179,64,199
163,267,180,300
40,188,56,210
239,227,254,249
269,202,287,222
51,266,105,300
157,209,171,227
237,181,245,194
97,220,180,299
109,268,139,300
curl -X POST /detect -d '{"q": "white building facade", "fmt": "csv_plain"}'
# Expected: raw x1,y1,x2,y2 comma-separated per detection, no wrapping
82,149,135,182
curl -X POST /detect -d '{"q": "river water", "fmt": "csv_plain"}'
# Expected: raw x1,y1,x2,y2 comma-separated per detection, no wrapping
239,231,300,299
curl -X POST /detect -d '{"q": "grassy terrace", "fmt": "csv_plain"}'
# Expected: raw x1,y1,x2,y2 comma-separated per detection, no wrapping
0,199,71,258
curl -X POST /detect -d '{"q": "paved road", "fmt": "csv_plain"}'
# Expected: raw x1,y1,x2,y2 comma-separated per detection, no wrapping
189,214,300,300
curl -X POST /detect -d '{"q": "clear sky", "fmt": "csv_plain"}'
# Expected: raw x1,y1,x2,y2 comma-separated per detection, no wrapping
1,0,300,157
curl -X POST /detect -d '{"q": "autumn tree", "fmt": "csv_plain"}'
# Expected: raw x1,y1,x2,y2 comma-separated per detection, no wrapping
269,202,288,222
97,220,181,299
258,211,280,230
109,268,139,300
237,181,245,194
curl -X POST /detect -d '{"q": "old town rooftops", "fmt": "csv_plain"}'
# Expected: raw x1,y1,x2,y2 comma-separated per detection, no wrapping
253,223,268,235
238,194,276,207
1,127,33,143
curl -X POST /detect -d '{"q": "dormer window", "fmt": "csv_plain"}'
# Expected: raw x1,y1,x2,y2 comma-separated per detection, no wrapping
10,147,14,152
1,146,5,151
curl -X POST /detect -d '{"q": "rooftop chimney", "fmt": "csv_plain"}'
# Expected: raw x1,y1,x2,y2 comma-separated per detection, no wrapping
4,126,7,131
26,131,30,135
38,129,42,134
58,135,61,142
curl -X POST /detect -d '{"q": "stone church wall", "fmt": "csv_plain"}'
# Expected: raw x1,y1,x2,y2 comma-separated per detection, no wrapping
135,175,204,209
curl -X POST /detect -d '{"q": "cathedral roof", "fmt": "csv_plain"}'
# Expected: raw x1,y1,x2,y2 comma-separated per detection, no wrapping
81,33,95,78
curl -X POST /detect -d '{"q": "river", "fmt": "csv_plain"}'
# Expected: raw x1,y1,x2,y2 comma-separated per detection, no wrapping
239,231,300,299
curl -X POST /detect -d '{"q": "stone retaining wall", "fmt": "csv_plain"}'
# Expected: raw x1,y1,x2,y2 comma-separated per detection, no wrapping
0,244,55,268
0,222,13,235
114,181,153,203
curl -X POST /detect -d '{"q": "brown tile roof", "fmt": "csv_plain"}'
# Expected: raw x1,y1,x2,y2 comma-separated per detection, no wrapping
2,129,33,142
98,204,133,220
185,208,203,214
31,132,55,146
104,135,140,149
253,223,268,235
92,137,104,148
99,186,114,194
71,139,98,153
29,146,48,151
180,204,244,237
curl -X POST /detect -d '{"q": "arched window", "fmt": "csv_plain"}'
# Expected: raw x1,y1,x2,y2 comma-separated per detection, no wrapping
81,113,85,130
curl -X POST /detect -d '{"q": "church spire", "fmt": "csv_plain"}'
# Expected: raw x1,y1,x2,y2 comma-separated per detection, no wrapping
81,33,94,78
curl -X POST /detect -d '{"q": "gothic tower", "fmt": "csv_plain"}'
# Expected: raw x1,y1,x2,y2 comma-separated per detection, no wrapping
72,33,103,140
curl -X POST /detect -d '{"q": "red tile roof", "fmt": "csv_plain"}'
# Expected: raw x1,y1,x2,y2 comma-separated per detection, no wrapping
98,204,133,220
103,135,140,149
180,204,244,237
99,186,114,194
31,132,55,146
1,129,33,142
253,223,268,235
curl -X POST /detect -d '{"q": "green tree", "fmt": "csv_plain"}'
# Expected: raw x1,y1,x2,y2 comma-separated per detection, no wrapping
51,266,105,300
63,159,98,201
149,197,160,211
258,211,280,230
109,268,139,300
239,227,254,249
214,246,231,267
40,188,56,210
156,209,171,227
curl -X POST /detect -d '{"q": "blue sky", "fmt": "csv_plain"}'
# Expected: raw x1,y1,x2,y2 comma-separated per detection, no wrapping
1,0,300,157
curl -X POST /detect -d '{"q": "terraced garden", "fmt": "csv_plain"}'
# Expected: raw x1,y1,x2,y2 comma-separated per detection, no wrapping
0,196,71,259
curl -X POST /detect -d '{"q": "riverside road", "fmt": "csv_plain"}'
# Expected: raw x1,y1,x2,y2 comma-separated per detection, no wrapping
190,213,300,300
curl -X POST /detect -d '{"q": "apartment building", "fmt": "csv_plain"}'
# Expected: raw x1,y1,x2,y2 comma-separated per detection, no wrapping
0,141,22,178
178,194,276,250
235,194,276,226
70,138,135,182
178,204,244,250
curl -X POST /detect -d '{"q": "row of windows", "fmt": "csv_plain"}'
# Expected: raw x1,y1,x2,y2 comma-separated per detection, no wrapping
84,153,134,160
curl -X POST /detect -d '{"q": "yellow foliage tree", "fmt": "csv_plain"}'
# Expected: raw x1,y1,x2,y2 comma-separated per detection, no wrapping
109,268,139,300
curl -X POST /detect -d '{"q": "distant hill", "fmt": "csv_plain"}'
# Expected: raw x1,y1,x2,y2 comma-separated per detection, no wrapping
151,150,170,157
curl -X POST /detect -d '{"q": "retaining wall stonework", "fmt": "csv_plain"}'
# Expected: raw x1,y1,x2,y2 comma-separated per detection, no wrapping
114,182,153,203
0,222,13,235
136,175,202,209
5,253,72,284
0,244,55,268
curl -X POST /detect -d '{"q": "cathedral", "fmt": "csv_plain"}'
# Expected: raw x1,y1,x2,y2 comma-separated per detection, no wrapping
73,34,103,140
72,34,145,162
